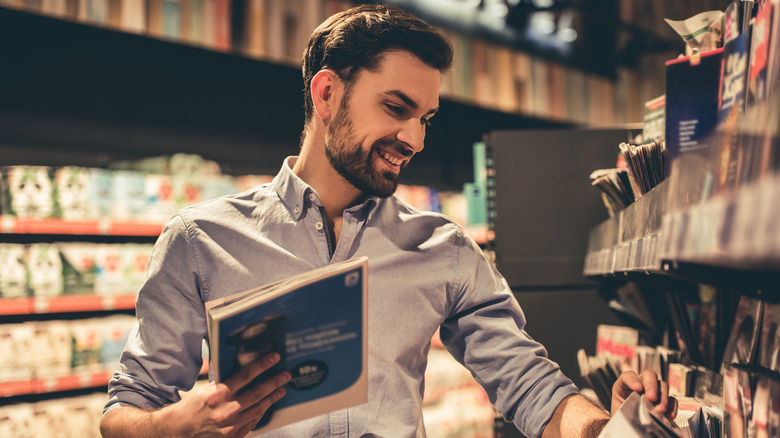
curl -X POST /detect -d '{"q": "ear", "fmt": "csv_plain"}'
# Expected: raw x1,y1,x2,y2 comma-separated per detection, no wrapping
310,69,341,122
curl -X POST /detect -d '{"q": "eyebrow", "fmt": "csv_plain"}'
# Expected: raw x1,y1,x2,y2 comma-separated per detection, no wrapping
383,90,438,116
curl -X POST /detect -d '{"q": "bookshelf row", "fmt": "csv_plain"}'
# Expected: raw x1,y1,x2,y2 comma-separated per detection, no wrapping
584,172,780,298
0,1,672,126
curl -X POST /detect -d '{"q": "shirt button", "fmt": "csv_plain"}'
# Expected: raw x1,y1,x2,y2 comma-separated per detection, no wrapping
293,206,300,214
309,193,316,202
315,222,323,230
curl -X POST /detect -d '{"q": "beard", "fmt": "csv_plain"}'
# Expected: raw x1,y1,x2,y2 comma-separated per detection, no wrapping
324,96,410,199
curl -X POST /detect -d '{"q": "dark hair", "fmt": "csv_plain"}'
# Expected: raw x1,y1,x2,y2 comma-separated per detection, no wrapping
301,4,453,124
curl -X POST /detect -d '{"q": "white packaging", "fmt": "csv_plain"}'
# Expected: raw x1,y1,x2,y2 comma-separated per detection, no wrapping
1,166,55,218
0,403,35,438
121,243,152,294
32,320,72,378
0,243,28,298
53,166,91,220
26,243,64,297
143,173,176,222
0,323,35,381
31,400,71,438
93,244,124,295
86,167,113,219
110,170,146,221
100,314,136,371
57,242,98,295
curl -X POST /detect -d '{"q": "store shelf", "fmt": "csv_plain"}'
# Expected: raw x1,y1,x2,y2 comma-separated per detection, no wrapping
0,216,164,236
0,294,137,315
584,174,780,300
0,371,110,397
0,363,209,398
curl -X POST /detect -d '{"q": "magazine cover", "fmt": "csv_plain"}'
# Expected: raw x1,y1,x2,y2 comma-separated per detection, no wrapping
758,302,780,372
206,257,369,436
722,295,763,367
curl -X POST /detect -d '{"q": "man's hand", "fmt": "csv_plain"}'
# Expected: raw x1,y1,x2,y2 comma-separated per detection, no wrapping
611,369,678,421
101,352,291,438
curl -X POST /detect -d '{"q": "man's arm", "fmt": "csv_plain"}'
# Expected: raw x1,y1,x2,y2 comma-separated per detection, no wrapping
540,369,679,438
541,394,610,438
101,353,290,438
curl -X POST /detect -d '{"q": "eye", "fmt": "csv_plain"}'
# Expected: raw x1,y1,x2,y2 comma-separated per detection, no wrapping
385,103,404,115
421,117,433,127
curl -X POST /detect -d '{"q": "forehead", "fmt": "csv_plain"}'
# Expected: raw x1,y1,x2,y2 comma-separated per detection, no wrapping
352,51,441,109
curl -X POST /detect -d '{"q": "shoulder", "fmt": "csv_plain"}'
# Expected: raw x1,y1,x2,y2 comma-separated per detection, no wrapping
377,196,468,243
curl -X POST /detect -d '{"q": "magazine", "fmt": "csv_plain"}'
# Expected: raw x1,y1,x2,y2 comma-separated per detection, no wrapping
206,257,369,436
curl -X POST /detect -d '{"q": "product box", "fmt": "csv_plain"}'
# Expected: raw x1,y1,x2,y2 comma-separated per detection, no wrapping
715,31,750,194
26,243,63,298
100,315,136,371
31,321,72,378
121,243,152,293
665,48,725,166
57,242,97,295
110,170,146,221
201,175,240,204
0,404,35,438
69,318,104,373
53,166,91,220
0,166,55,218
143,173,176,222
93,244,125,295
0,323,35,381
0,243,28,298
30,399,71,438
172,176,203,210
643,95,666,143
87,167,113,219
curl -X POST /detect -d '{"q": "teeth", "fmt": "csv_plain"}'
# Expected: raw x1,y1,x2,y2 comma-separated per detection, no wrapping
379,150,403,166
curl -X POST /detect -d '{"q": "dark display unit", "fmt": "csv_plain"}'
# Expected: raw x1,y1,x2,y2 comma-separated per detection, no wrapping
487,127,638,289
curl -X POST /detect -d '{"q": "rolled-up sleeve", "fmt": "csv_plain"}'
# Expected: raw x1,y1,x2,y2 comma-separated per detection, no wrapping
104,214,207,414
439,233,578,438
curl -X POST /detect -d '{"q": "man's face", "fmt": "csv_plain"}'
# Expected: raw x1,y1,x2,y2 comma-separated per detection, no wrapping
324,51,441,198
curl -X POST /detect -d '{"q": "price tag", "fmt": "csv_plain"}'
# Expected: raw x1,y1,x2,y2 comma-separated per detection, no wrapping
103,295,117,311
78,372,91,388
98,218,111,235
1,215,15,233
42,377,57,393
33,296,49,314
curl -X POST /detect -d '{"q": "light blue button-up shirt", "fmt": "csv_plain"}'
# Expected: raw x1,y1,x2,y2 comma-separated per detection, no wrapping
105,156,578,438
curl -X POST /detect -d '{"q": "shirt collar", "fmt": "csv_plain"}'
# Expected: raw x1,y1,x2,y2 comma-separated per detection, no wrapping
273,156,381,221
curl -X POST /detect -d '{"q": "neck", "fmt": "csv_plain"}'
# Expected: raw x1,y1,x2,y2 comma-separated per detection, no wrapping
293,125,365,233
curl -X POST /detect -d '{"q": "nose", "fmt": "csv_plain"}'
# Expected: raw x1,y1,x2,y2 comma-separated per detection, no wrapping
396,118,426,154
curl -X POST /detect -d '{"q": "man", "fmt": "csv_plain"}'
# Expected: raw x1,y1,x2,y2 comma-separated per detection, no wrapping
101,4,676,437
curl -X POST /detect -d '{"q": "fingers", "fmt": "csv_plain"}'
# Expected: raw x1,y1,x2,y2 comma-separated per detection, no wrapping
237,370,291,410
233,374,290,434
664,396,679,421
223,352,282,395
640,370,660,401
613,370,643,398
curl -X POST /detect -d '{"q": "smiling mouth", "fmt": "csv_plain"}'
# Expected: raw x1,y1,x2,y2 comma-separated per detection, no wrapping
378,149,404,166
